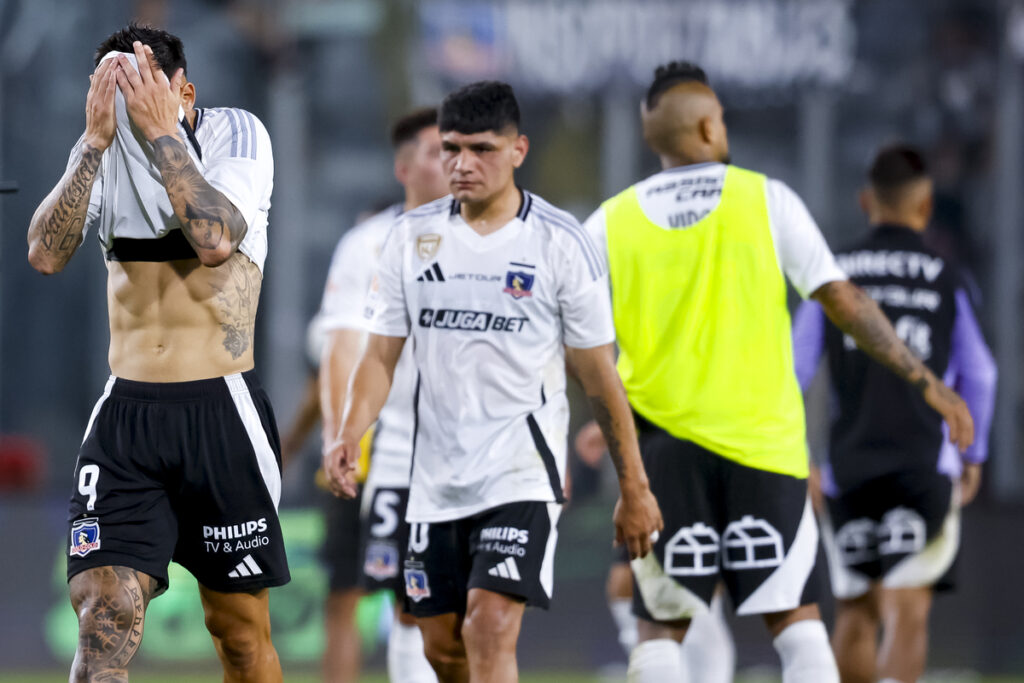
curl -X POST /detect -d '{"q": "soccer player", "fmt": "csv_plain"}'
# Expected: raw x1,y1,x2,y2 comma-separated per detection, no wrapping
793,145,997,683
318,108,448,682
582,62,974,683
27,25,285,681
324,81,663,683
574,423,736,681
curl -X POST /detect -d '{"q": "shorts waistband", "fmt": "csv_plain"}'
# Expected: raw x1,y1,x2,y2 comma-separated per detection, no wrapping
107,370,262,401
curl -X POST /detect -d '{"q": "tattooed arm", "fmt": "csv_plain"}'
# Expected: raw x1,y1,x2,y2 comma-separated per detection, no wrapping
151,135,248,267
812,279,975,450
28,59,117,274
566,343,663,559
68,565,157,682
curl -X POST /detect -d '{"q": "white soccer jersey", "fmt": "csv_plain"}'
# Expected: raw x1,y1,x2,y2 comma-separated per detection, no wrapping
366,191,616,523
584,162,846,298
73,54,274,272
320,204,418,490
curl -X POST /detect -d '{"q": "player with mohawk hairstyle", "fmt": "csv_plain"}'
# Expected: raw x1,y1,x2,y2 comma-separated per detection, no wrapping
583,61,974,682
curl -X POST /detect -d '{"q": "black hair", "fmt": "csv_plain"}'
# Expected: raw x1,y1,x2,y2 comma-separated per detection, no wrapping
646,61,709,109
390,107,439,148
95,22,186,79
869,144,929,205
439,81,520,135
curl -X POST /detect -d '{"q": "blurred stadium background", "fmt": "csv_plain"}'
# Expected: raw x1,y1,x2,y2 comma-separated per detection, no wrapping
1,0,1023,680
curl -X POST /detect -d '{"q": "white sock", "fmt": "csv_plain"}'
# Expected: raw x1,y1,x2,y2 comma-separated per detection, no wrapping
387,620,438,683
627,638,686,683
609,597,638,654
772,619,839,683
679,593,735,683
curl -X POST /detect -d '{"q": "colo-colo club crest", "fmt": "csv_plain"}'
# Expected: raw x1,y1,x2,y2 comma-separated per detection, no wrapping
503,270,534,299
70,517,101,557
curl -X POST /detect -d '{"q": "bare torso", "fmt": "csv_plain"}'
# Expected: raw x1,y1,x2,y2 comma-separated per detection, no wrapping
107,251,261,382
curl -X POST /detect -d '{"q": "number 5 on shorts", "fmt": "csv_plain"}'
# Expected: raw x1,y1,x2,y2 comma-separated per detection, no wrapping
78,464,100,511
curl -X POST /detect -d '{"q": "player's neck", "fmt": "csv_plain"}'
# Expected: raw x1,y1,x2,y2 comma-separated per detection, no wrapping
405,190,442,212
660,150,721,170
458,183,522,236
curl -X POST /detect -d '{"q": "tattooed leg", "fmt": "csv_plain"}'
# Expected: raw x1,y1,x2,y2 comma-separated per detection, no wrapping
69,566,157,683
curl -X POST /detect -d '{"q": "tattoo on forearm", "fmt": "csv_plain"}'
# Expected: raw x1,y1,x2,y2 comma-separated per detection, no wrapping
822,282,932,390
210,254,260,359
152,135,248,252
70,566,155,681
34,144,102,264
589,397,626,479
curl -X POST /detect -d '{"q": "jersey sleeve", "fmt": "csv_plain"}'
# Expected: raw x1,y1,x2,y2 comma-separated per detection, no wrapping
765,178,847,298
364,222,411,338
791,300,826,391
320,227,377,332
65,135,103,237
202,110,273,231
555,218,616,349
581,207,609,268
949,288,998,464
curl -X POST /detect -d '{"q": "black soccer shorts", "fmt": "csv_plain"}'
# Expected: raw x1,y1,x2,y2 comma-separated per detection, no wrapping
358,486,411,599
820,469,958,599
403,500,561,617
321,488,363,592
631,423,821,623
67,372,290,594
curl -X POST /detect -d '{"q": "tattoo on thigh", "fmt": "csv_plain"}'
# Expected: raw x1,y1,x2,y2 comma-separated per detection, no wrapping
73,567,155,674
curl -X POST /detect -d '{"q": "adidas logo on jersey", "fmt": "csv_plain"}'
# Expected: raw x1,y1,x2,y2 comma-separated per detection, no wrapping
416,263,445,282
487,557,522,581
228,554,263,578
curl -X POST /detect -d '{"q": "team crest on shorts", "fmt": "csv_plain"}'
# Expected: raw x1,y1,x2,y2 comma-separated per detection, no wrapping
503,270,535,299
70,517,101,557
416,234,442,260
364,541,399,580
404,567,431,602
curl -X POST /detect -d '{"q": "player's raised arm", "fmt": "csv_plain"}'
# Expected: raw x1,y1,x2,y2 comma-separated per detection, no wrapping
812,279,974,451
566,343,663,559
327,333,406,498
113,42,246,267
27,59,116,274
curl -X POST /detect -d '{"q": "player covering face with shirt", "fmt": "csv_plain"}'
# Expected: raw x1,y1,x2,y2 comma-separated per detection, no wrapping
324,81,662,683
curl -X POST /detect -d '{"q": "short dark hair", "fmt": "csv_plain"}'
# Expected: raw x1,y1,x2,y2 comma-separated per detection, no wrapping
869,144,929,206
391,107,439,148
646,61,709,109
95,22,186,79
439,81,520,135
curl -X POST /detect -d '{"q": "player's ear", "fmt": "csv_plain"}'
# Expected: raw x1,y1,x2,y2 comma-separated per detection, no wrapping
858,187,873,216
918,184,934,224
181,80,196,110
394,157,409,185
512,134,529,168
698,116,715,145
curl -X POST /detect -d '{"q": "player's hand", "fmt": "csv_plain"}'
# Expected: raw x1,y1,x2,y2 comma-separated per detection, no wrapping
922,380,975,453
574,420,607,468
322,432,359,499
613,483,663,560
960,462,982,506
114,42,183,142
84,59,117,151
808,463,825,516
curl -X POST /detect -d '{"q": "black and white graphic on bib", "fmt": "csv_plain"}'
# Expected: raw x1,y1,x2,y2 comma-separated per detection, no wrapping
487,557,522,581
478,525,530,558
836,518,877,565
228,554,263,578
878,507,926,556
665,522,720,576
203,518,269,553
721,516,785,570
